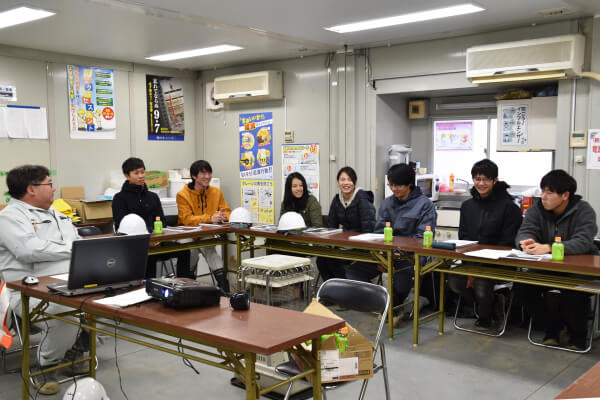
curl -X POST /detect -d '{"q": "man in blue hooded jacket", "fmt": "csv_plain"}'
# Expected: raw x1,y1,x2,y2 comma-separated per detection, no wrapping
347,163,437,309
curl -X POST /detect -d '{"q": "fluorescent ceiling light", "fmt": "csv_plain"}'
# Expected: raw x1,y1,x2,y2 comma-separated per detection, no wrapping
146,45,243,61
325,4,484,33
0,6,55,29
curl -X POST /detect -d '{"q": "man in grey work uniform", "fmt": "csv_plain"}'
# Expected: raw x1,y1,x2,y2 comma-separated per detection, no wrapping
0,165,82,395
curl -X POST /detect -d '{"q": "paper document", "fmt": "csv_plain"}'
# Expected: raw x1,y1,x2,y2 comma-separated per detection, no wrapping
349,233,385,241
504,249,552,261
93,288,152,308
50,273,69,281
464,249,512,260
443,240,478,248
303,227,342,236
249,224,278,232
164,226,202,233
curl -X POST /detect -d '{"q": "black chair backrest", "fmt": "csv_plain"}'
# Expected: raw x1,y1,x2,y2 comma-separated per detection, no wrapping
77,226,102,237
317,279,387,314
165,215,179,227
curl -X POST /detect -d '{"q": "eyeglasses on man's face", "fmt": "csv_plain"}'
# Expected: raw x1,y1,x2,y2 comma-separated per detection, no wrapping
32,182,53,188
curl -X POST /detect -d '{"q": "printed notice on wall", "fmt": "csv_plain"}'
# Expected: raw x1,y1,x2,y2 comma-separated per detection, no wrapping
146,75,185,141
435,121,473,150
67,65,116,139
501,104,528,146
587,129,600,170
0,85,17,102
282,143,320,201
241,179,274,223
239,112,273,179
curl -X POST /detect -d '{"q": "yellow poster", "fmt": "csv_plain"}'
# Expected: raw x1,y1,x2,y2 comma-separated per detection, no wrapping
240,179,274,224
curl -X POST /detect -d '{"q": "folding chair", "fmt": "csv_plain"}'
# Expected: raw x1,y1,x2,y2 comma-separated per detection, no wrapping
453,283,513,337
1,308,40,373
276,278,391,400
528,292,599,353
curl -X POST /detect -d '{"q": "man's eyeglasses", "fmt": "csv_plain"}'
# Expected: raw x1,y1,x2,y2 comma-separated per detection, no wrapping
32,182,53,188
473,177,493,184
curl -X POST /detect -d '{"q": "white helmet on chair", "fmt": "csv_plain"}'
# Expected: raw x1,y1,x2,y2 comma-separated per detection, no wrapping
229,207,252,228
117,214,148,235
277,212,306,234
63,377,110,400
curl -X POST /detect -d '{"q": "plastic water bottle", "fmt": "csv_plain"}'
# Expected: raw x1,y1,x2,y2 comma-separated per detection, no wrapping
384,221,393,242
423,226,433,248
552,236,564,261
154,216,163,234
449,173,455,192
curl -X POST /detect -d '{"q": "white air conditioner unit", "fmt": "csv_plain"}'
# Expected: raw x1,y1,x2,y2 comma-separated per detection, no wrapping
213,70,283,103
466,34,585,84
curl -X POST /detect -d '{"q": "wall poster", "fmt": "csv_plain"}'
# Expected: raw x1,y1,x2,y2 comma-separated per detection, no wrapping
146,75,185,141
240,179,274,223
281,143,320,201
587,129,600,170
67,65,116,139
501,104,528,145
239,112,273,179
434,121,473,150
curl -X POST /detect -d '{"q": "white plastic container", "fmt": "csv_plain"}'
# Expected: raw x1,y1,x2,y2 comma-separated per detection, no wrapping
168,178,191,198
160,197,178,216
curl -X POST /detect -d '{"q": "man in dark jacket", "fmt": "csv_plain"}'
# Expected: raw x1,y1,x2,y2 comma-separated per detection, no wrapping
516,169,598,350
112,157,191,278
347,163,436,310
448,159,522,331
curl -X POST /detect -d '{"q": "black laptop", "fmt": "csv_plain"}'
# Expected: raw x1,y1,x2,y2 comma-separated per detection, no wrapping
47,234,151,296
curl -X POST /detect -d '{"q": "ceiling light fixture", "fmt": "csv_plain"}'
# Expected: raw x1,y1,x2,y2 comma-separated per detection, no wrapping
146,44,243,62
0,6,55,29
325,3,484,33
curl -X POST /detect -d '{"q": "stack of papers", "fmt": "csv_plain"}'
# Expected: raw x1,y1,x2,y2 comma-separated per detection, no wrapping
303,227,343,236
93,288,152,308
464,249,552,261
164,226,202,233
250,224,278,232
349,233,385,241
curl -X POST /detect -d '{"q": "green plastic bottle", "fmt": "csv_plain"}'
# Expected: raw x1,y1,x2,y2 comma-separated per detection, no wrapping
552,236,564,261
423,225,433,248
154,216,163,234
384,221,393,242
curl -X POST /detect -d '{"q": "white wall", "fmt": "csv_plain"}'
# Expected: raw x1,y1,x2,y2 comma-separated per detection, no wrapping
0,45,198,200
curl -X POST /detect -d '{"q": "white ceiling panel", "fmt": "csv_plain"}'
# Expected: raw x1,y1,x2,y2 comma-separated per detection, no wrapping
0,0,598,70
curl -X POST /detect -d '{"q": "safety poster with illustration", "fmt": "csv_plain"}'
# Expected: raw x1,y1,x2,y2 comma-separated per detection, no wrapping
238,112,273,179
67,65,116,139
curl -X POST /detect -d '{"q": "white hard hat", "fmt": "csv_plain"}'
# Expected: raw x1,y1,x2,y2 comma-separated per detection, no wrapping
229,207,252,228
277,212,306,233
63,377,110,400
117,214,148,235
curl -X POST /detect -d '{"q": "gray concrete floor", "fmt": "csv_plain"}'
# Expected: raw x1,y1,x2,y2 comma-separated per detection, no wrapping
1,308,598,400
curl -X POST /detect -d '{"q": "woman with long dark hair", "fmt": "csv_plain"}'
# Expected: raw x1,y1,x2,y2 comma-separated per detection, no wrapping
281,172,323,227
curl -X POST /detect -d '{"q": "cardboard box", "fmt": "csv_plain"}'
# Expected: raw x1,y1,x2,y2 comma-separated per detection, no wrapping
294,299,374,384
0,204,6,211
61,186,112,223
145,171,169,188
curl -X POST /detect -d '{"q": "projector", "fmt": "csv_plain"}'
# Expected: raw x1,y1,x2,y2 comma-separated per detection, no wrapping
146,277,221,308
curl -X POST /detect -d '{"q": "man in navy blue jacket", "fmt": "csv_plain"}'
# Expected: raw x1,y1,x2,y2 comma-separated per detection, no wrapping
112,157,191,278
347,163,437,309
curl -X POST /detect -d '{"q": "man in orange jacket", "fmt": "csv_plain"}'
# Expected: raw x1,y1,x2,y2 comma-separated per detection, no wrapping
177,160,231,291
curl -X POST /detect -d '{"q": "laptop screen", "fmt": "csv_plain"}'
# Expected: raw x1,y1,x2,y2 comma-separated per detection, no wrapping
68,234,151,290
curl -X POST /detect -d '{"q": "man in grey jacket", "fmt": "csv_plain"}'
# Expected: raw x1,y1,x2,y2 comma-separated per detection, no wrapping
0,165,82,395
516,169,598,350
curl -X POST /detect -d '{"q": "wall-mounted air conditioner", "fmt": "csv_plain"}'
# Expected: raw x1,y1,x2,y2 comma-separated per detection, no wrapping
213,70,283,103
466,34,585,84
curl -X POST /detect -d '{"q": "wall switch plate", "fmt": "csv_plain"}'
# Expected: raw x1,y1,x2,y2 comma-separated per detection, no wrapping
575,154,585,163
570,130,587,148
284,130,294,143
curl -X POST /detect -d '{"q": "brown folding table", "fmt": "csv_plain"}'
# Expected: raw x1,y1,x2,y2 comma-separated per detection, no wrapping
7,275,345,400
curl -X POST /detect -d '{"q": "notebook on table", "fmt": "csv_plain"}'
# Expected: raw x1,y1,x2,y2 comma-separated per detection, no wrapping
47,234,151,296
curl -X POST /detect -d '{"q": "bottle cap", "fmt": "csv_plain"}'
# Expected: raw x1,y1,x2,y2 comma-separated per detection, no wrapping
156,216,160,220
426,225,431,230
339,326,349,335
386,221,391,227
554,236,561,242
